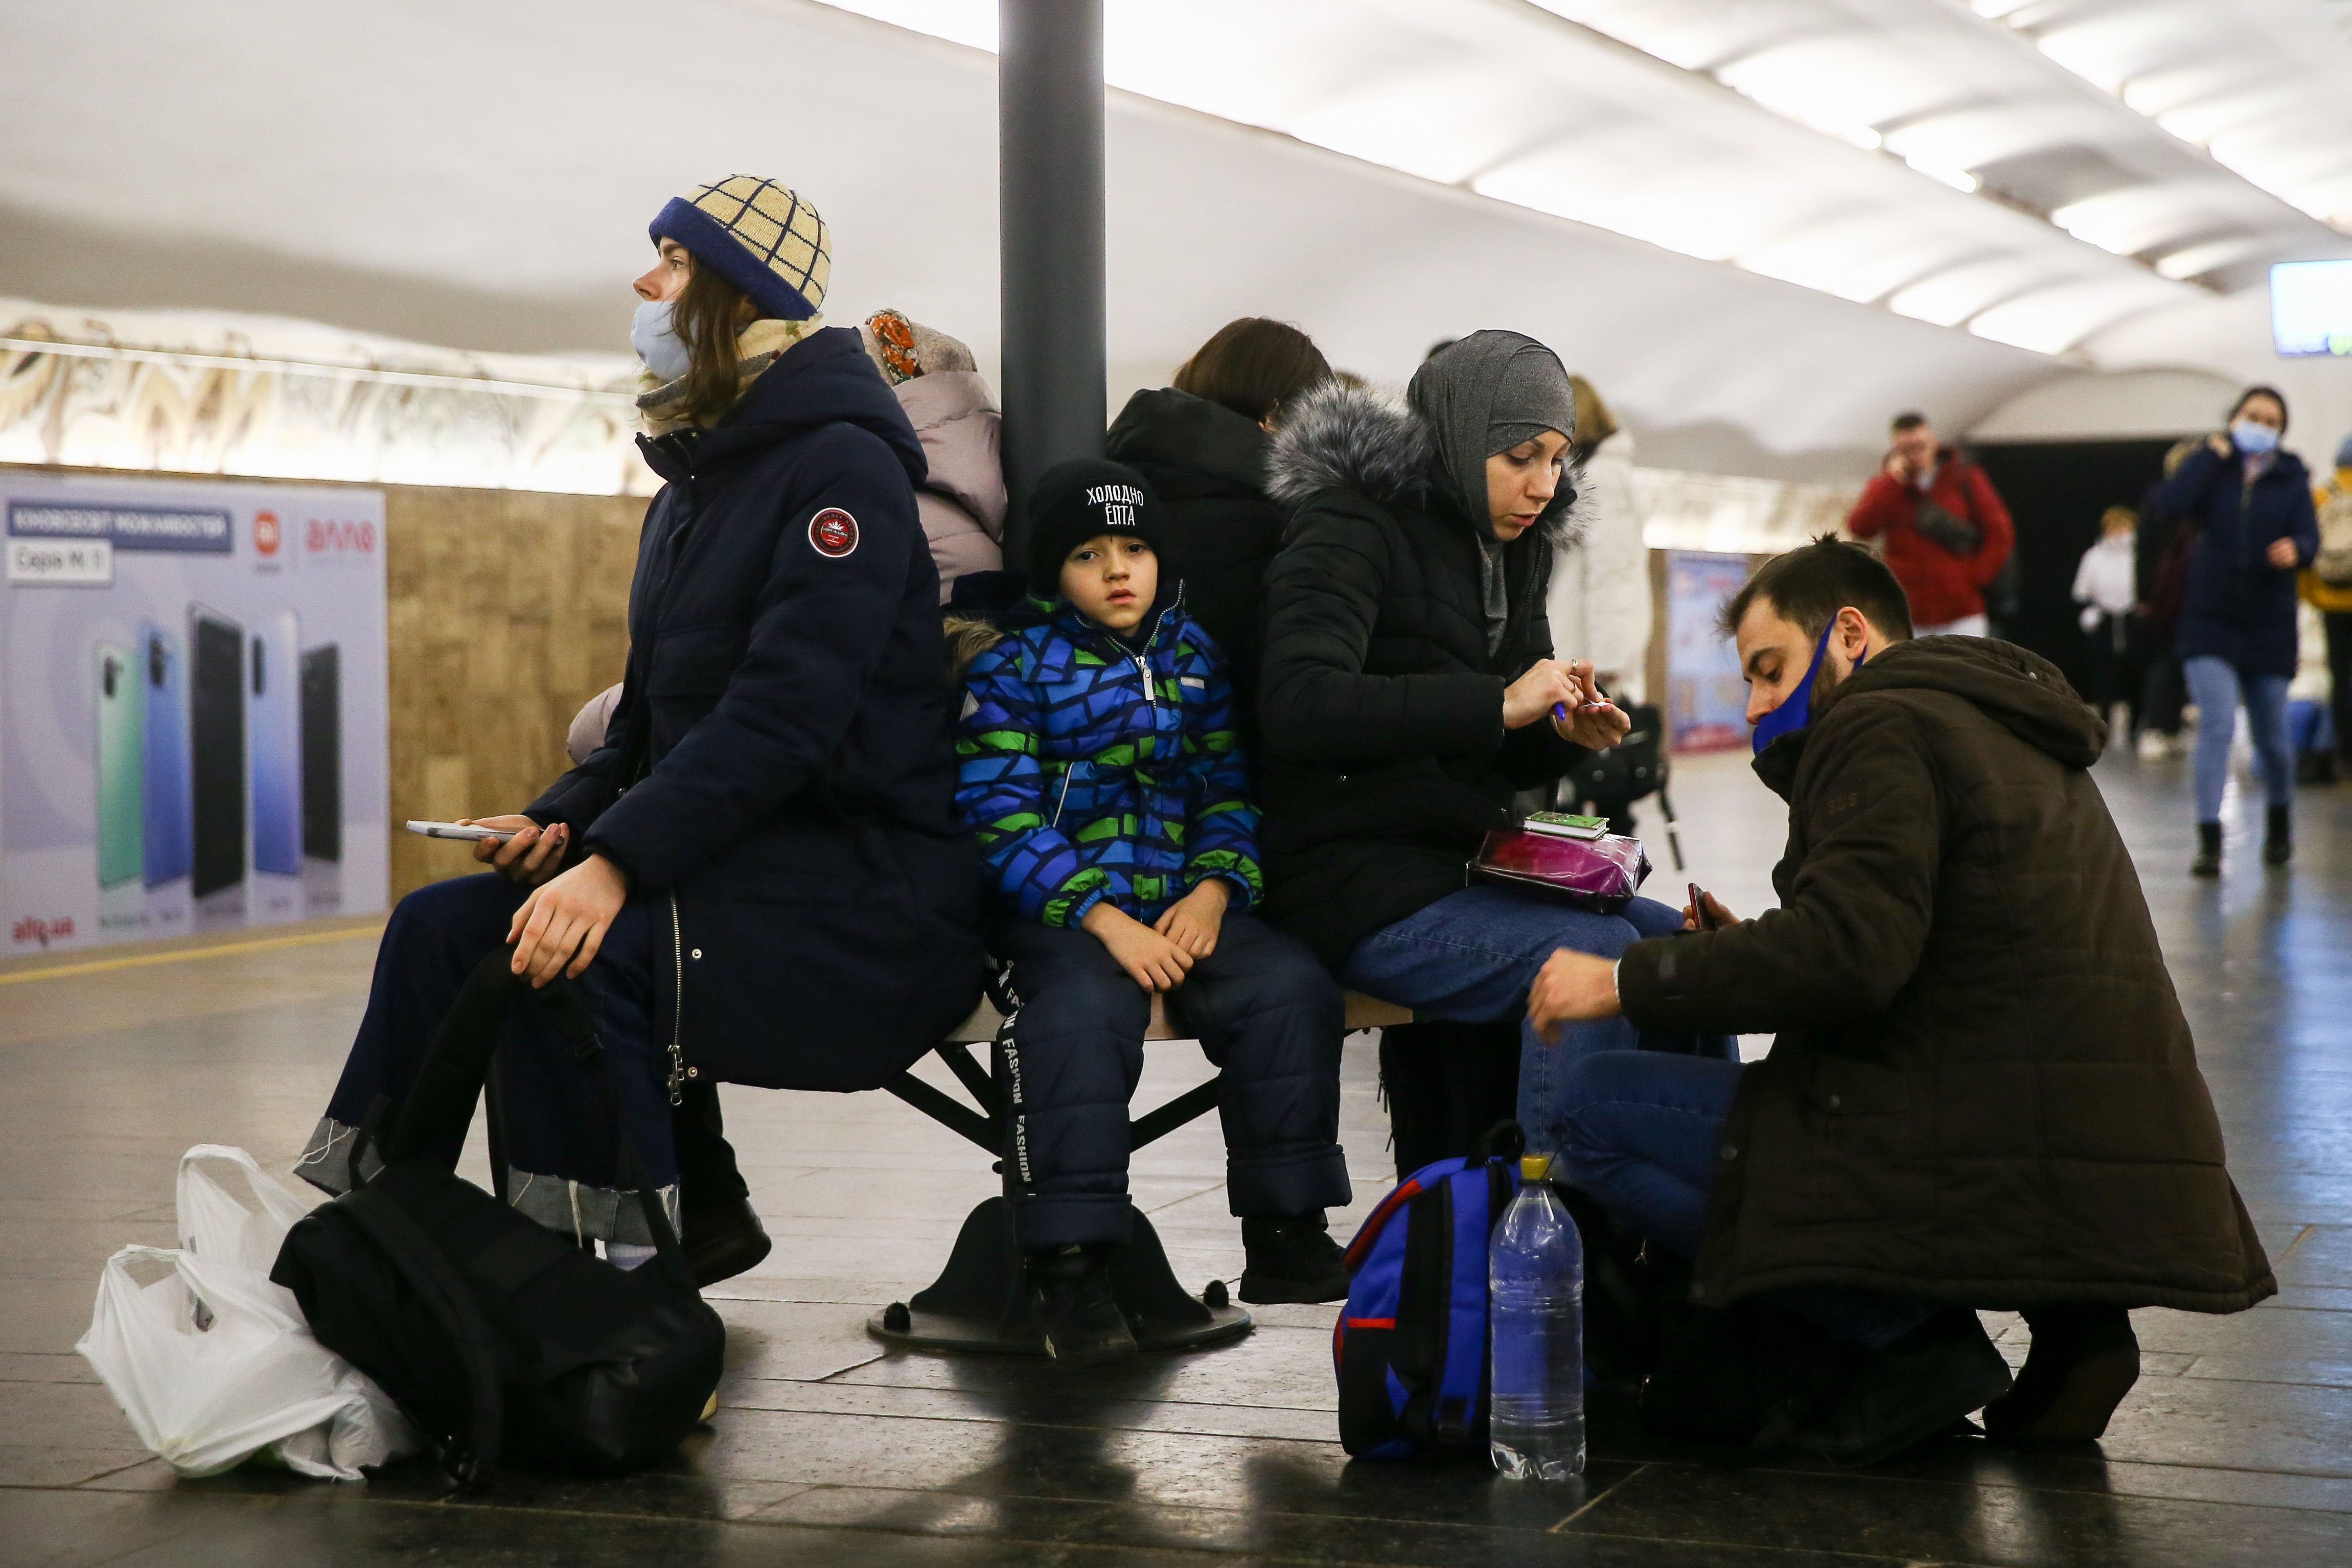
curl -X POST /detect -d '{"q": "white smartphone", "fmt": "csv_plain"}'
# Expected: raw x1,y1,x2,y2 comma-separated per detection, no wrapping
405,820,519,843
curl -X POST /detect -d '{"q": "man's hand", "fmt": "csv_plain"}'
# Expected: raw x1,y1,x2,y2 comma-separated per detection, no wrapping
467,814,568,887
1081,901,1196,993
507,852,629,987
1154,879,1230,959
1883,451,1910,483
1555,698,1631,749
1526,948,1622,1042
1682,892,1736,931
1503,659,1583,729
2267,536,2300,569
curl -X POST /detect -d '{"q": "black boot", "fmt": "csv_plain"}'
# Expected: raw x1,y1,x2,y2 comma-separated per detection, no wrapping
1787,1309,2013,1468
1238,1212,1350,1303
1984,1306,2138,1445
2191,821,2223,878
681,1195,772,1289
2265,804,2293,865
1029,1244,1137,1365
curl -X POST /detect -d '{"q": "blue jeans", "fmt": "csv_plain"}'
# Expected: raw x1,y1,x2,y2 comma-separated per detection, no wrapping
2184,655,2292,818
1553,1051,1934,1349
1339,888,1734,1158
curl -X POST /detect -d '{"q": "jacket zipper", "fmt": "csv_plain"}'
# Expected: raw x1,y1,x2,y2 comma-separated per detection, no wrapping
1050,766,1074,827
664,893,686,1105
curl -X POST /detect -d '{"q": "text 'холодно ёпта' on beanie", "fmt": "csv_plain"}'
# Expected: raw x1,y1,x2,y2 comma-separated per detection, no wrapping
651,176,831,322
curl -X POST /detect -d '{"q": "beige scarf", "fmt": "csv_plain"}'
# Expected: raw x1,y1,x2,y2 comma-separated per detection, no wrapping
636,315,825,434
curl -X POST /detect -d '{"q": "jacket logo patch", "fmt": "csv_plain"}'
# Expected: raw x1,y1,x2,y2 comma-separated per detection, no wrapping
1823,791,1860,817
809,508,859,558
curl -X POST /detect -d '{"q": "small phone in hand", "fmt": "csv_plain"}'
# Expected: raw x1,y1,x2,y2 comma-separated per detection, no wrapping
1687,882,1721,931
405,820,518,844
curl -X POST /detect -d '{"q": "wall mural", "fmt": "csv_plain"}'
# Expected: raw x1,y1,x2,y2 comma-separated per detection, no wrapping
0,314,654,497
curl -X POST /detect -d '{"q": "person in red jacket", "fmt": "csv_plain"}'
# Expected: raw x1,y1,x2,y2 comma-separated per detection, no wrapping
1846,412,2014,636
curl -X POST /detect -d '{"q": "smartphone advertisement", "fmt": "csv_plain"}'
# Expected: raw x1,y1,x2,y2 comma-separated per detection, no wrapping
2,472,388,952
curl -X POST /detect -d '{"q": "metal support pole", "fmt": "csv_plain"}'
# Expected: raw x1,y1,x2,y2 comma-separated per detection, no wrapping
999,0,1106,571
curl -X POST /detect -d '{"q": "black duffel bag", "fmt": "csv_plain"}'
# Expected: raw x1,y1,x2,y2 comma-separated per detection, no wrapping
271,951,725,1484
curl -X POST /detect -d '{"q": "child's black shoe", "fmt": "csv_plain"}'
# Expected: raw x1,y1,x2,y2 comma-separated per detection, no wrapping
1030,1245,1139,1365
1239,1213,1350,1303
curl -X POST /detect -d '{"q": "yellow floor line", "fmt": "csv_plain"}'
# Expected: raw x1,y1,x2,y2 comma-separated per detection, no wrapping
0,926,378,986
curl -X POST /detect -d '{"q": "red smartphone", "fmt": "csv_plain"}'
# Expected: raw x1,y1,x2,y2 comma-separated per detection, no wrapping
1687,881,1720,931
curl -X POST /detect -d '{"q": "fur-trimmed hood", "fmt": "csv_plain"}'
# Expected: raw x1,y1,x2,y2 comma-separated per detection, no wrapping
1264,378,1588,548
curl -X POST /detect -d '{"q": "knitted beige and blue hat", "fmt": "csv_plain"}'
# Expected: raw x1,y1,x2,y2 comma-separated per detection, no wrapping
650,176,829,321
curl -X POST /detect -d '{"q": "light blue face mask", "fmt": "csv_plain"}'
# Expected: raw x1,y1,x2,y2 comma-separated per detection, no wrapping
2230,418,2280,456
631,299,692,384
1750,620,1840,756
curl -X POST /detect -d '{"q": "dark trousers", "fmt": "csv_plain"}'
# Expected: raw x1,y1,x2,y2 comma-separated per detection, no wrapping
2141,647,2186,736
295,873,695,1245
989,910,1353,1251
1377,1020,1522,1181
2082,612,2147,734
2331,611,2352,764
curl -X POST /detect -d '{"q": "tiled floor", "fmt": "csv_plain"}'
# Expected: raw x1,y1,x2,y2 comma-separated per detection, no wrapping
5,744,2349,1566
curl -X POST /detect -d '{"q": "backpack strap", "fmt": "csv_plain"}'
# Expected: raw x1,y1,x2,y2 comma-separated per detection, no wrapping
338,1182,506,1485
382,950,522,1166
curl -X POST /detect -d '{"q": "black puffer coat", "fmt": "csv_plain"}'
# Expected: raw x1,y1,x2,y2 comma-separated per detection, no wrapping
1620,637,2273,1313
528,327,987,1092
1255,380,1588,972
1105,387,1283,720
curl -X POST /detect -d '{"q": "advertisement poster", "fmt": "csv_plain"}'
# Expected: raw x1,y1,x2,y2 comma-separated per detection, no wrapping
2,472,387,952
1666,550,1752,754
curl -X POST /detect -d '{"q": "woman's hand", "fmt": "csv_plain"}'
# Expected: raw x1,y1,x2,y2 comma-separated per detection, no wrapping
1556,699,1631,749
2206,432,2233,459
2268,537,2301,569
1682,892,1736,931
467,815,568,887
1503,659,1583,729
1526,949,1622,1042
1154,879,1230,959
1082,902,1196,993
507,852,630,987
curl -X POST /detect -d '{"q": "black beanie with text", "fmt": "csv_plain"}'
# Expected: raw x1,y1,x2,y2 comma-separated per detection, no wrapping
1025,458,1170,584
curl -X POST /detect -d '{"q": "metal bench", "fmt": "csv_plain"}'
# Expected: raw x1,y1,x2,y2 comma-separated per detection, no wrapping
867,986,1411,1355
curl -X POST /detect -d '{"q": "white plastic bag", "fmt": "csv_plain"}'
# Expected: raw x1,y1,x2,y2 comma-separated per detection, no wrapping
75,1146,417,1480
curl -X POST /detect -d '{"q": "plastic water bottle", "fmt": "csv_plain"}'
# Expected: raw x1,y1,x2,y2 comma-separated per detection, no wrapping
1489,1154,1585,1479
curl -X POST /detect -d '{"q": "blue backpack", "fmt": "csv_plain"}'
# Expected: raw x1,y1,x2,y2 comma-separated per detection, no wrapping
1333,1129,1525,1461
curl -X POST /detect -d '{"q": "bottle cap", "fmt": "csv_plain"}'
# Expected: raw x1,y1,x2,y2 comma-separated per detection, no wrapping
1521,1154,1552,1181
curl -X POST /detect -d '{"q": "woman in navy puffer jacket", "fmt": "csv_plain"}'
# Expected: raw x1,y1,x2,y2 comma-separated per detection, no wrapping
2152,385,2319,875
295,177,986,1285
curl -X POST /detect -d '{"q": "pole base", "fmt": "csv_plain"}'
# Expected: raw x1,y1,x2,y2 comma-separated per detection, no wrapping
867,1195,1252,1355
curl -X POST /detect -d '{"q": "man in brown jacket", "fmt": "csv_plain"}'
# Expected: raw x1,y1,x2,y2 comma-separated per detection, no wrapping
1528,537,2273,1463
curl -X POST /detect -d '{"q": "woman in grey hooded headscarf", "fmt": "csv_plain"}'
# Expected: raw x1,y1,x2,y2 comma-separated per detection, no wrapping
1255,330,1730,1175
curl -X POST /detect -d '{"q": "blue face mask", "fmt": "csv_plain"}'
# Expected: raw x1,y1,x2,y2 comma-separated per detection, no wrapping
631,299,692,384
2230,418,2280,455
1750,620,1840,756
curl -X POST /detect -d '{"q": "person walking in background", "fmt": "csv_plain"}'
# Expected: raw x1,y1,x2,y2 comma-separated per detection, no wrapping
2135,437,2204,759
1544,375,1651,703
860,310,1006,601
2071,505,2146,744
2302,433,2352,780
2152,386,2319,875
1846,411,2014,637
1104,318,1332,730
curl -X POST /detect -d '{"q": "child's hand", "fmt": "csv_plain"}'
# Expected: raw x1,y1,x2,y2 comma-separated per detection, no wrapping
1154,880,1229,959
1080,902,1196,993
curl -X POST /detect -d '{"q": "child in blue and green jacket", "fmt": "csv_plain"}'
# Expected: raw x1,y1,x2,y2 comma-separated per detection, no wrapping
952,457,1353,1365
